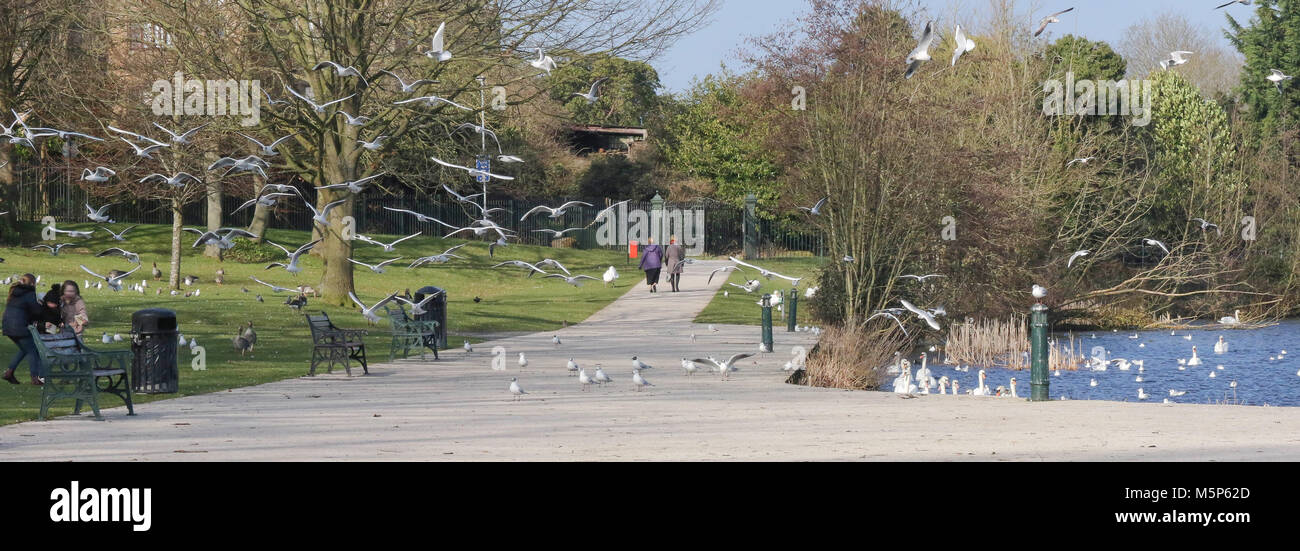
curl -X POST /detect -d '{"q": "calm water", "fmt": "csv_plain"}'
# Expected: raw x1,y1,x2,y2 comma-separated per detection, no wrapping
910,320,1300,407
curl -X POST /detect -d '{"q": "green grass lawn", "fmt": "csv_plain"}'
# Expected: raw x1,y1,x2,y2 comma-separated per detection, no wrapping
0,222,627,424
693,257,828,326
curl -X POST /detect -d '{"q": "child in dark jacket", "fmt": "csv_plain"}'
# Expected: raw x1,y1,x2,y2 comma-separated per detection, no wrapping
3,275,47,385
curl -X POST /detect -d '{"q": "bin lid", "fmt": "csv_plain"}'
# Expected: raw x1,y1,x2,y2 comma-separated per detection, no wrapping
415,286,445,299
132,308,177,321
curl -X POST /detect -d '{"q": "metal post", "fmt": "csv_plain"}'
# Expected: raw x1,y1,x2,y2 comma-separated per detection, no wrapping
760,294,774,352
743,193,758,260
650,193,664,245
786,288,798,332
1030,303,1050,401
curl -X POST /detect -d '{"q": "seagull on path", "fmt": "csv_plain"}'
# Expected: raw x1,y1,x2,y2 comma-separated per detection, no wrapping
632,369,653,391
509,377,526,400
692,353,754,380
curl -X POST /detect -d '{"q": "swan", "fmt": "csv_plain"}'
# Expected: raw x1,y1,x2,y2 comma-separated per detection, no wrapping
919,376,932,395
1219,310,1240,325
1187,346,1202,366
1053,369,1061,377
1090,378,1098,387
1137,388,1149,400
1009,377,1019,399
1115,358,1131,371
892,360,918,394
1169,389,1187,397
1139,343,1146,348
1135,375,1143,382
1183,334,1193,341
1209,371,1217,378
1216,364,1224,370
952,380,960,394
915,353,932,386
938,376,950,394
972,370,992,396
1214,336,1228,354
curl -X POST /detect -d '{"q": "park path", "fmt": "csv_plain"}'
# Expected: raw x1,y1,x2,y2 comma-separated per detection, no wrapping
3,261,1300,461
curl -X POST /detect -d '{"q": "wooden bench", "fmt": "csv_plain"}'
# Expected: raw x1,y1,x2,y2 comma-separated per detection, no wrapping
383,304,440,362
28,326,135,420
305,312,369,376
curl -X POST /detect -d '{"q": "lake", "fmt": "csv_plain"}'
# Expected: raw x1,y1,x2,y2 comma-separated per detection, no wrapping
906,320,1300,407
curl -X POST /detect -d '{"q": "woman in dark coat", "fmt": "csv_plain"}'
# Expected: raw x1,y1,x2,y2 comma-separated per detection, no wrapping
638,237,664,293
3,274,47,385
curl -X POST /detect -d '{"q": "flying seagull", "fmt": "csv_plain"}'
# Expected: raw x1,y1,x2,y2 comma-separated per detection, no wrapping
383,207,458,229
1267,69,1293,92
81,264,141,291
1215,1,1252,9
186,227,257,250
866,311,910,336
1033,7,1074,38
285,86,356,114
265,239,320,274
1160,51,1194,70
99,225,137,241
32,243,74,256
86,202,114,223
572,77,609,103
430,155,514,181
81,167,116,183
348,292,400,323
519,201,593,221
335,111,371,126
534,259,572,276
237,133,295,157
899,299,941,331
394,95,473,111
905,21,936,79
232,192,296,215
543,274,597,287
209,155,270,178
492,260,546,276
354,231,421,252
249,276,295,294
152,122,208,144
1191,218,1221,235
304,198,350,227
357,136,388,150
1066,156,1095,167
441,184,485,204
897,274,945,282
1067,249,1090,268
692,353,754,380
951,24,976,66
395,291,443,315
530,48,558,75
348,257,404,274
139,172,201,187
95,247,141,264
1143,238,1170,255
379,70,438,93
797,197,828,216
425,22,452,61
450,123,503,152
729,257,802,286
120,136,168,159
533,228,582,238
314,173,385,194
312,61,369,86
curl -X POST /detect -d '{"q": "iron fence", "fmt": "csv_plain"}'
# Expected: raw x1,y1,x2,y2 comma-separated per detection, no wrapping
8,166,823,258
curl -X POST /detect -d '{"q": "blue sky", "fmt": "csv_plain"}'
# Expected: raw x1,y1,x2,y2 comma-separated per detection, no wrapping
654,0,1246,94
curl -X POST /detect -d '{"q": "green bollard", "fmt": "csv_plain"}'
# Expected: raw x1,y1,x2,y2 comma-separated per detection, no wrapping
1030,303,1050,401
787,288,798,332
760,294,774,352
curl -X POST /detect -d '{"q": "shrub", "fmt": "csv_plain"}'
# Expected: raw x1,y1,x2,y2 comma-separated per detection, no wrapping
224,238,281,263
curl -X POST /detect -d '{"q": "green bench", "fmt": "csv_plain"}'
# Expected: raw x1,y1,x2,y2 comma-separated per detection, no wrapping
305,312,369,376
383,304,440,362
28,326,135,421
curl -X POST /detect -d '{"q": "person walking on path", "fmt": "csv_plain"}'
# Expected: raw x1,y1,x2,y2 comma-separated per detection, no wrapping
664,236,685,292
3,274,47,385
638,237,665,293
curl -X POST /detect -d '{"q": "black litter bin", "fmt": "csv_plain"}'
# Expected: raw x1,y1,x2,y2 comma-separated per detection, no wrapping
130,308,178,394
413,286,447,350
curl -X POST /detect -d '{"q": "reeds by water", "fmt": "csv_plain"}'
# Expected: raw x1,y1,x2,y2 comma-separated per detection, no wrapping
801,319,911,390
944,317,1084,371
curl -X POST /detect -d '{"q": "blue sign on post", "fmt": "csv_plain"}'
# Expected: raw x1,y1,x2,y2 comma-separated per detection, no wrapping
475,156,490,183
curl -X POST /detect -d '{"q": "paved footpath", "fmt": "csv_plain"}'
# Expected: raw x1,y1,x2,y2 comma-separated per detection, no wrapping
2,261,1299,461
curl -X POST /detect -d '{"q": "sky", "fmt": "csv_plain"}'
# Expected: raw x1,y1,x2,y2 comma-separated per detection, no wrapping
653,0,1246,94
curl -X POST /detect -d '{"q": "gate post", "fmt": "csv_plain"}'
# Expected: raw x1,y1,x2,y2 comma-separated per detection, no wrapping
786,288,798,332
760,294,774,352
1031,303,1050,401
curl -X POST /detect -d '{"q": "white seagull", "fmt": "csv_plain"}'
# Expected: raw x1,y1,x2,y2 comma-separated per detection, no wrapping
285,86,356,114
905,20,936,79
81,167,116,182
572,77,610,103
152,122,208,144
425,22,452,61
379,70,438,93
348,291,399,323
519,201,593,221
80,264,140,291
530,48,558,74
315,173,385,194
354,232,421,252
348,257,404,274
139,171,201,187
237,133,295,157
951,24,976,66
86,202,114,223
430,155,514,181
1067,250,1090,268
692,353,754,380
312,61,369,86
1033,7,1074,38
265,239,320,274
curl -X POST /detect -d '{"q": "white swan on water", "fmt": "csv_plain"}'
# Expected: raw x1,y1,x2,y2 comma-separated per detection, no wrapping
1220,310,1241,325
1137,388,1149,400
1090,378,1098,387
1187,346,1202,366
914,353,933,389
1214,336,1228,354
938,376,950,394
972,370,992,396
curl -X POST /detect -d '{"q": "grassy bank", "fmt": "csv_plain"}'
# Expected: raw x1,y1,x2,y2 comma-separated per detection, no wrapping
0,222,627,424
693,257,828,326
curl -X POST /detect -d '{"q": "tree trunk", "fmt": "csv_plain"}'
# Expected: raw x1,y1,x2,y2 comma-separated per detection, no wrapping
246,175,270,242
170,197,183,290
204,179,223,258
0,143,14,242
318,190,354,306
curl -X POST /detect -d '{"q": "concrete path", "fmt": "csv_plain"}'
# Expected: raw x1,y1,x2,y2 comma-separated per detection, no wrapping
2,261,1299,461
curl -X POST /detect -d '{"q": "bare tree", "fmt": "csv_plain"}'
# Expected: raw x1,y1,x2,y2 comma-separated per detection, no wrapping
1118,11,1243,97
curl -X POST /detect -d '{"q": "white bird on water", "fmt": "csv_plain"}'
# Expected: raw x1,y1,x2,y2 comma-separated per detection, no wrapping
1137,388,1149,400
1219,310,1241,325
1187,346,1203,366
1214,336,1228,354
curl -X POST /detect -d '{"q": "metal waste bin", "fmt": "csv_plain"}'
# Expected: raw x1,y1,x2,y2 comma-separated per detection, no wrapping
413,286,447,350
130,308,178,393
